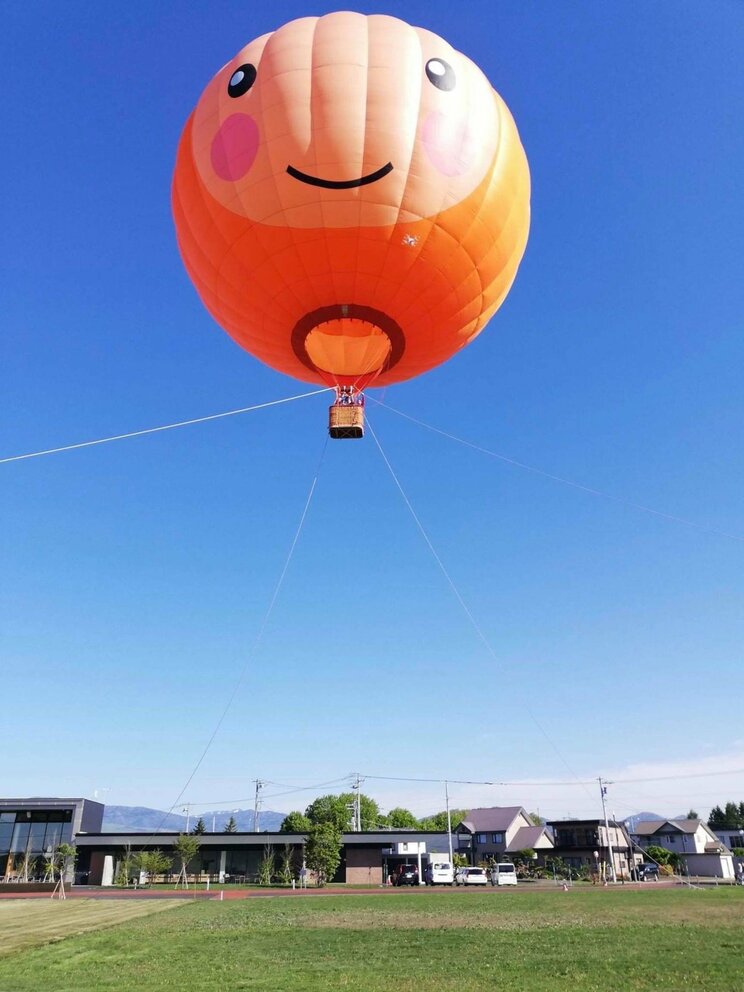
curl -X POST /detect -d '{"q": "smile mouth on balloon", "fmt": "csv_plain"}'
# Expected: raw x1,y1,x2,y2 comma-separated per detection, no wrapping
286,162,394,189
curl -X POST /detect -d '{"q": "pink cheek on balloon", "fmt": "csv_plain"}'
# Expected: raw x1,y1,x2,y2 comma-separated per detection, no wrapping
422,111,476,177
210,114,260,181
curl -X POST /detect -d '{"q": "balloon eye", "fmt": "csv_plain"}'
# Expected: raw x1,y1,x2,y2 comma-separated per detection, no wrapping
425,58,456,92
228,64,257,98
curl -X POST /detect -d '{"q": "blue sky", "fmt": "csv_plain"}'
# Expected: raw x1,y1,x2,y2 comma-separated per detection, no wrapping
2,0,743,821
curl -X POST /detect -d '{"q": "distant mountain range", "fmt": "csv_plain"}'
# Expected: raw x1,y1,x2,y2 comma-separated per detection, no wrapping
101,806,285,833
623,811,664,832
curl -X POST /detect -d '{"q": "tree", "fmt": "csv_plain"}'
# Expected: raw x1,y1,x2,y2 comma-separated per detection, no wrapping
115,845,134,886
280,811,312,833
305,795,348,830
192,817,207,835
278,843,296,885
304,793,382,831
513,848,537,864
419,809,468,832
527,812,545,826
305,822,341,886
708,803,744,829
686,810,699,820
258,844,275,886
19,850,39,883
49,843,78,899
386,807,420,829
645,844,681,868
133,849,172,885
223,816,238,834
174,833,201,888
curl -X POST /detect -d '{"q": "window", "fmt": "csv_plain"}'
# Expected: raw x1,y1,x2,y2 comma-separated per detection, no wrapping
492,833,504,843
0,823,14,854
28,822,47,853
10,822,30,854
44,822,63,850
476,833,487,844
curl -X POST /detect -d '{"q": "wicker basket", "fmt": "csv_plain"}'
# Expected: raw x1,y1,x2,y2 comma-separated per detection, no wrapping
329,403,364,439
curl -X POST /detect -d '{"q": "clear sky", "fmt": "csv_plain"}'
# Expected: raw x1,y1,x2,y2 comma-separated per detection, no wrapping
2,0,743,823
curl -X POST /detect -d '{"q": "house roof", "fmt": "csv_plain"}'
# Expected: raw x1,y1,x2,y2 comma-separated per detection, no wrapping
633,819,703,836
457,807,525,833
506,825,553,852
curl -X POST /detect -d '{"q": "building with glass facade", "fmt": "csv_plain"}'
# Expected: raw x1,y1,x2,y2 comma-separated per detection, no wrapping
0,798,104,881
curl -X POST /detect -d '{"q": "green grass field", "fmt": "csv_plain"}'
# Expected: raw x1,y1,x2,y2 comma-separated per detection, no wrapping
0,888,742,991
0,898,184,958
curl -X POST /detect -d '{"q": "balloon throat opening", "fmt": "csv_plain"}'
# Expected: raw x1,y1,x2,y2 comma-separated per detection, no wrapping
292,305,405,389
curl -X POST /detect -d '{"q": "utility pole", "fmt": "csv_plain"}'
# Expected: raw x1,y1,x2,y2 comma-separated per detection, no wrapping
350,774,364,831
445,780,454,866
253,780,264,833
598,777,617,883
181,805,191,833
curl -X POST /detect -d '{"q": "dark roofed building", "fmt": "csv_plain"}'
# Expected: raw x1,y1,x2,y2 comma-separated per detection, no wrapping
547,818,632,879
0,797,104,883
455,807,553,865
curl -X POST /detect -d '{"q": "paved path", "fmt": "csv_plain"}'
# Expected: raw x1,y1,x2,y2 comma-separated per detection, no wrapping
0,880,679,901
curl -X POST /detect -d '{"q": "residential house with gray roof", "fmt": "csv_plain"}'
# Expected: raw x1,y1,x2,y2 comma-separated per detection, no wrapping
454,807,553,865
631,818,735,879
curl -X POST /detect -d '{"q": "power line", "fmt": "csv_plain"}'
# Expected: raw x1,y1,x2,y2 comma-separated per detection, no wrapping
0,388,330,465
166,764,744,813
361,773,495,786
371,398,744,544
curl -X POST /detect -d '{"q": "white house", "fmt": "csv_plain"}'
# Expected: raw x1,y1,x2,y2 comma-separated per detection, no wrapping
632,818,735,879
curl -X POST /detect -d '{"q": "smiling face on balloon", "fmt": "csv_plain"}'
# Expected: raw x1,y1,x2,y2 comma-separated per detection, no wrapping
190,12,501,228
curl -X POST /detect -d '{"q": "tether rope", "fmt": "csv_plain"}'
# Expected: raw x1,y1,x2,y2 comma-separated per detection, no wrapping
371,399,743,544
1,388,331,465
367,415,595,802
146,436,329,838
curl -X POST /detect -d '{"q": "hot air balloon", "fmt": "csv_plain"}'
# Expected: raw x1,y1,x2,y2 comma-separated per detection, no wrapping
172,12,530,438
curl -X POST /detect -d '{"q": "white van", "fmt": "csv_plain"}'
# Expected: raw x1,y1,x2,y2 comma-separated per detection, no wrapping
424,858,454,886
490,862,518,886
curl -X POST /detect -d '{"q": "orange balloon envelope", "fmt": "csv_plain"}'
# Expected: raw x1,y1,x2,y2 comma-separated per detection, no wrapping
172,12,530,390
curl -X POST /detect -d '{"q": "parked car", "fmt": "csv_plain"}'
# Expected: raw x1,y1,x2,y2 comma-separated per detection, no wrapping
393,864,420,886
636,863,660,881
454,866,488,886
424,859,455,886
490,862,518,886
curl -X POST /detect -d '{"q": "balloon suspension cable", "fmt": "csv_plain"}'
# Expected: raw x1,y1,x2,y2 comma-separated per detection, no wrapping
366,415,595,801
0,388,331,465
370,398,744,545
142,435,329,841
